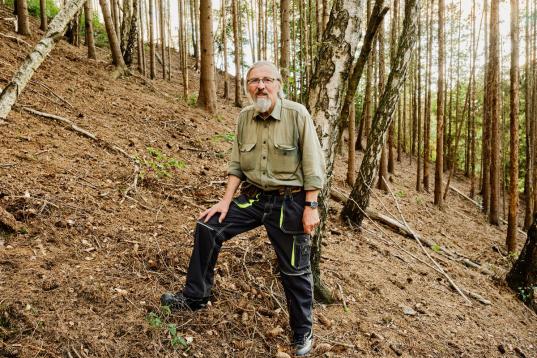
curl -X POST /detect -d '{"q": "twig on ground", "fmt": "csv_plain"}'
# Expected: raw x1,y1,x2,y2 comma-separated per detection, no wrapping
30,80,75,110
123,195,155,211
0,163,16,168
0,32,31,47
382,177,472,305
336,283,348,311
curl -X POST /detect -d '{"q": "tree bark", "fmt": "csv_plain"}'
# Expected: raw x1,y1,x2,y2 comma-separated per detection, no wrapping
231,0,241,107
488,0,500,225
347,102,356,185
221,0,229,99
524,0,533,229
40,0,47,31
341,0,418,226
196,0,217,113
0,0,88,119
280,0,290,92
434,0,445,207
306,0,365,303
99,0,127,69
149,0,156,78
423,0,433,192
376,19,388,191
507,0,520,252
84,0,96,59
16,0,31,36
506,214,537,313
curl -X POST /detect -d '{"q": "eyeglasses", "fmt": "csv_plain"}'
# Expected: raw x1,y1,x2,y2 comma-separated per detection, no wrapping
247,77,279,86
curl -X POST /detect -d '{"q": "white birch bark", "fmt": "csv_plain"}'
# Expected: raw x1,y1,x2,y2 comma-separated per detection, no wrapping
0,0,87,119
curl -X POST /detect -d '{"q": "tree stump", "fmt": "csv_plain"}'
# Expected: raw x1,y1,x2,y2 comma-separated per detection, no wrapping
506,214,537,312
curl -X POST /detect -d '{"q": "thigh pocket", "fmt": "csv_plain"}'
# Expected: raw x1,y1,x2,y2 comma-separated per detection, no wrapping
292,234,311,271
280,199,305,234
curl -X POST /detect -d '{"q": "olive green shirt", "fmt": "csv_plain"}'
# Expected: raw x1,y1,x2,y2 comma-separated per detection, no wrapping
228,99,325,191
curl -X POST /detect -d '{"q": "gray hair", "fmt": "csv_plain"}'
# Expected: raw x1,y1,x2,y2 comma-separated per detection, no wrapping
245,61,286,99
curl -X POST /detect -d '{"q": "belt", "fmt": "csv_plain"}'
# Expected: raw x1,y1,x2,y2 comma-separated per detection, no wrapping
241,183,302,197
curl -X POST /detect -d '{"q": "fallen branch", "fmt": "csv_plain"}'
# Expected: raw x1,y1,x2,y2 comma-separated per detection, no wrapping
334,187,491,306
30,80,75,110
449,184,527,237
0,0,89,119
0,163,17,168
333,188,493,276
22,107,141,199
382,177,472,305
0,32,31,47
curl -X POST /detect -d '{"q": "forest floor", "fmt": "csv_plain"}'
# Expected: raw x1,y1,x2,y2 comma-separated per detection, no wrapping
1,6,536,357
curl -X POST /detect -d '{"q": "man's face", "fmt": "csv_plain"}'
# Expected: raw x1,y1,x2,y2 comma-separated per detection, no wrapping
247,65,280,115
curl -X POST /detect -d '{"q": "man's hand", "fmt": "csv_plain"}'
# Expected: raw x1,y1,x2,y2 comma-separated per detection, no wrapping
199,199,232,223
302,206,320,234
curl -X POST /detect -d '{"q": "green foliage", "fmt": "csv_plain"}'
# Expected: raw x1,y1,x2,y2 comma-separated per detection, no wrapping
212,132,236,143
135,147,186,182
431,244,441,253
80,14,109,48
187,93,198,107
6,0,59,18
395,190,406,198
146,310,190,351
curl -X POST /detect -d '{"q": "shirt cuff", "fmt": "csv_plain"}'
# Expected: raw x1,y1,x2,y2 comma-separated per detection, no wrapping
227,168,245,180
303,176,324,190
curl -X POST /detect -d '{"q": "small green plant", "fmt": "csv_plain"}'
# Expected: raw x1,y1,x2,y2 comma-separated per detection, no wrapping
146,310,190,351
186,93,198,107
396,190,406,198
136,147,186,182
431,244,441,253
212,132,236,143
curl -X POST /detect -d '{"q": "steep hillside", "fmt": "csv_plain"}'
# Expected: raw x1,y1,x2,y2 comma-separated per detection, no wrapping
1,6,536,357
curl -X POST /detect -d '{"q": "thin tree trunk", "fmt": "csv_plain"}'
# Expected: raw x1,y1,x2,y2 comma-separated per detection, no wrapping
423,0,433,192
387,0,398,174
231,0,241,107
221,0,229,99
0,0,88,119
506,0,520,252
149,0,156,78
138,0,146,75
524,0,533,228
84,0,96,59
434,0,445,207
488,0,501,225
377,19,388,191
159,0,166,79
280,0,290,91
100,0,127,70
197,0,217,113
40,0,47,30
347,102,356,185
482,0,491,213
342,0,419,226
16,0,31,35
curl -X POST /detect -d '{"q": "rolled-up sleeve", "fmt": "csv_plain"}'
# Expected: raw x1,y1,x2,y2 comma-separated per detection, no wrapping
300,111,325,190
227,122,245,180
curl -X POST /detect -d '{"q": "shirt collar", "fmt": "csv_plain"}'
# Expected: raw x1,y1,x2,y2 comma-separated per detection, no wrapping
255,99,282,121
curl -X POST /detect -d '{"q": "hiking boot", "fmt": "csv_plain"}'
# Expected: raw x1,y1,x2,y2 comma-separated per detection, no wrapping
160,292,209,311
293,330,313,356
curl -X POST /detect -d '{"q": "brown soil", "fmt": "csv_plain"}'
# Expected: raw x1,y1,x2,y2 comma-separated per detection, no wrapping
1,6,536,357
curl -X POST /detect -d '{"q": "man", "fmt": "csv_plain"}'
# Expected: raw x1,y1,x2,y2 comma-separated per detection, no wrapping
161,61,325,356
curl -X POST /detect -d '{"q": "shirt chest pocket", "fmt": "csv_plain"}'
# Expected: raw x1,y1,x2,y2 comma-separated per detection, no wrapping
239,143,257,171
270,142,300,175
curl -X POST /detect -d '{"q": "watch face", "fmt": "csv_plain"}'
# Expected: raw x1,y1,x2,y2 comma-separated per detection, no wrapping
307,201,319,208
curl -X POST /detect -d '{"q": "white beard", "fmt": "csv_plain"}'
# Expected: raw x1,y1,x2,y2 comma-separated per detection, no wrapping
254,97,272,113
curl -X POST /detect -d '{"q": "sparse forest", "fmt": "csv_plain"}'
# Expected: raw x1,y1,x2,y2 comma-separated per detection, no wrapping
1,0,536,356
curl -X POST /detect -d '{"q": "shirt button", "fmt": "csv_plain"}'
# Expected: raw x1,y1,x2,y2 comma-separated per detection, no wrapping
263,141,266,144
263,156,266,159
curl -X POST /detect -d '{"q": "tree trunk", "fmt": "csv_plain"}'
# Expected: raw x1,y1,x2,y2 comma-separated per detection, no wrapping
138,0,146,75
423,0,433,192
524,0,533,229
159,0,166,79
376,19,388,191
179,0,188,97
0,0,88,119
100,0,127,69
341,0,418,227
306,0,365,303
16,0,31,36
222,0,229,99
482,0,491,213
506,214,537,313
40,0,47,31
196,0,217,113
280,0,290,92
507,0,520,252
434,0,445,207
347,102,356,185
84,0,96,59
149,0,156,79
488,0,500,225
231,0,241,107
387,0,398,175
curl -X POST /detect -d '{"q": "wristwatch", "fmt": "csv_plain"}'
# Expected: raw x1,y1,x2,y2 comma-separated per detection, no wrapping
305,201,319,209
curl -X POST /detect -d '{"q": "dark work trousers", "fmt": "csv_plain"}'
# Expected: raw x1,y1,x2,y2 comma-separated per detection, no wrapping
183,189,313,335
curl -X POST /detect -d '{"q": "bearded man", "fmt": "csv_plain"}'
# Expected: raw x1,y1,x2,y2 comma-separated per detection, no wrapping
161,61,325,356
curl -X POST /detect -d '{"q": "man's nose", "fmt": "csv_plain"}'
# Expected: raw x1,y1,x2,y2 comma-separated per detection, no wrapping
257,80,266,89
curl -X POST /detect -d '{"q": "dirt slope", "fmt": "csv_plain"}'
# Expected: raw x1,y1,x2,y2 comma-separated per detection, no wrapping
1,6,536,357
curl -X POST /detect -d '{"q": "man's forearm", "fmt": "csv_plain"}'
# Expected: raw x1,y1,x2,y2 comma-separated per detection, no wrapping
305,189,320,202
222,175,242,202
